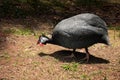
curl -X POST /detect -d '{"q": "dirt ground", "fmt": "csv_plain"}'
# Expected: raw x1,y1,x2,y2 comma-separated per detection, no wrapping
0,26,120,80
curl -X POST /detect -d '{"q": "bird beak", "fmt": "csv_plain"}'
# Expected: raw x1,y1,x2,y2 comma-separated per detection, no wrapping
37,40,44,46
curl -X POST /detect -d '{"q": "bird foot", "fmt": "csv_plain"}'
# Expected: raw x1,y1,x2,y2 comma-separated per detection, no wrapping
68,53,75,58
80,56,89,63
64,53,74,58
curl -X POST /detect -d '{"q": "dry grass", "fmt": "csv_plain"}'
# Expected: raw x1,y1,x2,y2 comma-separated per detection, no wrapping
0,29,120,80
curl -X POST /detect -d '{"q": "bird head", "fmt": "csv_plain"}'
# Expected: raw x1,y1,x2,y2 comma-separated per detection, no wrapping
37,34,50,46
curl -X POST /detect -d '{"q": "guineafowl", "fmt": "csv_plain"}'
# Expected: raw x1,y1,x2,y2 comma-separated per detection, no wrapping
37,13,109,62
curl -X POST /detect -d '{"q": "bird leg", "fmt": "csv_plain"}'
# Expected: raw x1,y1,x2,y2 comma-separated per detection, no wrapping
68,49,76,57
72,49,76,57
81,48,90,62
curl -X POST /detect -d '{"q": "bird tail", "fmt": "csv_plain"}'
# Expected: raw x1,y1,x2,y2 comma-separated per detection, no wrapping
102,35,110,45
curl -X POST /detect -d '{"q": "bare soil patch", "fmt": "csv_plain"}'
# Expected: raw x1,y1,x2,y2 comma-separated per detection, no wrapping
0,27,120,80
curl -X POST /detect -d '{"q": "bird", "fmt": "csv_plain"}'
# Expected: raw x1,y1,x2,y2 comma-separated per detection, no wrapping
37,13,109,62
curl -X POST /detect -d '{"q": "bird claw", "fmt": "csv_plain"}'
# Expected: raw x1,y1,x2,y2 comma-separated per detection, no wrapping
80,56,89,63
67,53,74,58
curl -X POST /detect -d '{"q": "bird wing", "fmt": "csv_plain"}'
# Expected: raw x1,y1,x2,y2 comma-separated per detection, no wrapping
53,20,106,41
70,13,108,31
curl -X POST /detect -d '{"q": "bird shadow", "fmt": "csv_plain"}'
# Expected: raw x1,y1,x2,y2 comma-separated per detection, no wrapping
38,50,110,64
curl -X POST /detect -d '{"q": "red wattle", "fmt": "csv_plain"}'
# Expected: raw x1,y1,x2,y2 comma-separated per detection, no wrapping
39,43,44,46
